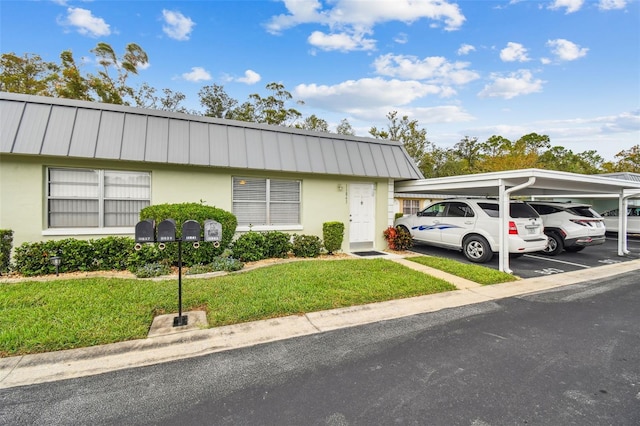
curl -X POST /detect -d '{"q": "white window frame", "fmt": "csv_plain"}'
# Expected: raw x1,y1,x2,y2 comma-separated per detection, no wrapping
44,167,150,235
402,199,420,215
232,176,302,232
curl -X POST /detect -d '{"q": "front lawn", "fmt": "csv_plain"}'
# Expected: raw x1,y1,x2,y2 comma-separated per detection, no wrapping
0,258,455,357
406,256,518,285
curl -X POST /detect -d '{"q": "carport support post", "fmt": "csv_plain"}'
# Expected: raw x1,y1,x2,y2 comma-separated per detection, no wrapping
500,177,537,274
618,191,629,256
498,182,510,274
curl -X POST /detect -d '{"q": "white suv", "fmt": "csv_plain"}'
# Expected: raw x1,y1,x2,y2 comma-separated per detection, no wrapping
526,201,606,255
394,198,548,263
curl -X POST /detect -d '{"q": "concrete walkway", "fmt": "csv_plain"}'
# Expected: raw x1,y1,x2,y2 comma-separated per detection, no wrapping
1,256,638,389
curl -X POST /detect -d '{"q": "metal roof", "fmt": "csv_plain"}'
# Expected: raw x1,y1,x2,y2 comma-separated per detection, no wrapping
395,168,640,197
0,92,423,180
599,172,640,183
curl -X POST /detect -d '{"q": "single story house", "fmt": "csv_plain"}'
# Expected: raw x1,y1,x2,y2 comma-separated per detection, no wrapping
0,92,423,253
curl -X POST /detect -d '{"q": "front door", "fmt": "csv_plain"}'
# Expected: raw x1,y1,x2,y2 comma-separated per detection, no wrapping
349,183,375,248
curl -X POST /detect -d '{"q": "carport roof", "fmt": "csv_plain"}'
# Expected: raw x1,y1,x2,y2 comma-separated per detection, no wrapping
395,168,640,197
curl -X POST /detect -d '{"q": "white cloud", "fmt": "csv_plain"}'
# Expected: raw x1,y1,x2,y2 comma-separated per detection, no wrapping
478,70,545,99
162,10,195,41
548,0,584,14
60,7,110,37
394,33,409,44
266,0,465,51
457,44,476,56
547,39,588,61
373,53,480,86
500,42,530,62
308,30,376,52
294,78,442,112
182,67,211,82
235,70,261,85
598,0,627,10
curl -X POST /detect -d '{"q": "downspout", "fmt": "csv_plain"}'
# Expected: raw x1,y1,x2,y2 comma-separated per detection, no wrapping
499,177,537,274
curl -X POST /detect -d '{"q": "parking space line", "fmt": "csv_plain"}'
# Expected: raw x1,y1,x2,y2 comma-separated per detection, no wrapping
523,254,590,268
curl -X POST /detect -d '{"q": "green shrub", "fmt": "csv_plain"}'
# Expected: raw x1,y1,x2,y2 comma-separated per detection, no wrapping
322,222,344,254
139,202,237,267
0,229,13,274
133,262,172,278
88,236,132,270
231,231,266,262
186,257,244,274
263,231,292,258
126,243,163,272
395,212,404,220
12,241,58,276
292,234,322,258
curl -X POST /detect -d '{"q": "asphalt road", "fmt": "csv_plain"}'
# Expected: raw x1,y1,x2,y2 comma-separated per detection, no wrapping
409,233,640,279
1,271,638,425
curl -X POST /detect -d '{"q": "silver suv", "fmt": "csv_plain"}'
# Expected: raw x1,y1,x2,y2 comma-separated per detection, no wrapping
526,201,606,255
394,198,548,263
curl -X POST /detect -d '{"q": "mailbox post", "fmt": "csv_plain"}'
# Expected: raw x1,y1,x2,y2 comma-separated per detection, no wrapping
133,218,221,328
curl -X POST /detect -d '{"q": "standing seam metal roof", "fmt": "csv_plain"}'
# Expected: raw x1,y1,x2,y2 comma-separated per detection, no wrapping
0,92,424,180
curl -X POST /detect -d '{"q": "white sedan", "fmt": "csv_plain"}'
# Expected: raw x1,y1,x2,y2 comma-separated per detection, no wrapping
600,206,640,234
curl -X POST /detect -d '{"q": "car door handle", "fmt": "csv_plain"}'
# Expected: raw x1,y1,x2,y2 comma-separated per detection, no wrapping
465,221,474,225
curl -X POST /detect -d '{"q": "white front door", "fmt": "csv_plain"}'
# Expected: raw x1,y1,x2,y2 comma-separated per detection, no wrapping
349,183,375,246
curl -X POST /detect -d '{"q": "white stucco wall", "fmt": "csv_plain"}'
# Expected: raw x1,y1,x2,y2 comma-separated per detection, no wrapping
1,155,391,253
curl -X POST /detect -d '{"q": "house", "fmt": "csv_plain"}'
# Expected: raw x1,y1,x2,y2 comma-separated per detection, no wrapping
0,92,423,253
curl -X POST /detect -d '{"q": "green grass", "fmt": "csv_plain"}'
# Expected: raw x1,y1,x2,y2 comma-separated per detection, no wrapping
0,258,455,357
406,256,518,286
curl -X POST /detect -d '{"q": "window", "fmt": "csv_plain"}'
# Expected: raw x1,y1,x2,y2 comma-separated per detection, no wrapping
402,199,420,215
232,177,300,227
447,202,474,218
47,168,150,228
420,202,446,217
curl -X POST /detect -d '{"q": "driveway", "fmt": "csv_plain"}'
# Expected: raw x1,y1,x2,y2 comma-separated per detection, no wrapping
409,233,640,278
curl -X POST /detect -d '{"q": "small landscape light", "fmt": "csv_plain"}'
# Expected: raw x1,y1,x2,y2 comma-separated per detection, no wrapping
50,256,61,276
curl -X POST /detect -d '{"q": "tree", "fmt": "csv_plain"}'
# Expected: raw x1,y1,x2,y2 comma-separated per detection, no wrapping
453,136,481,173
89,42,148,105
198,84,238,118
539,147,604,174
294,114,329,132
369,111,431,173
606,145,640,173
55,50,93,101
229,82,301,126
0,52,59,96
336,118,355,136
133,83,187,113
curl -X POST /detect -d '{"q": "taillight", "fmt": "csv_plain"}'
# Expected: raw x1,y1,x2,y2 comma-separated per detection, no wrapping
509,221,518,235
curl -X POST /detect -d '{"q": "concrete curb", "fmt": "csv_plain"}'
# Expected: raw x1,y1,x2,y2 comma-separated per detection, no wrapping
1,258,638,389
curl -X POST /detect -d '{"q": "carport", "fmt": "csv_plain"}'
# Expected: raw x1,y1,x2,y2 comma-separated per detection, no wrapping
394,168,640,273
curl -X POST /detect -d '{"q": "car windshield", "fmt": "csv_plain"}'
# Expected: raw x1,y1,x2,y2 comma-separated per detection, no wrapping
477,202,539,218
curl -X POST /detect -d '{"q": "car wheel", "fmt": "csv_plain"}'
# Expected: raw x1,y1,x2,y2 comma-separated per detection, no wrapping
462,235,493,263
565,246,585,253
541,232,563,256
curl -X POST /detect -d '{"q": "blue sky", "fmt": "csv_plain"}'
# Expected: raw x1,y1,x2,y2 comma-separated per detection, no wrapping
1,0,639,160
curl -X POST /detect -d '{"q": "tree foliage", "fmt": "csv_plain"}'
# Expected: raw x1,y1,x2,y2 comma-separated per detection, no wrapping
2,44,638,175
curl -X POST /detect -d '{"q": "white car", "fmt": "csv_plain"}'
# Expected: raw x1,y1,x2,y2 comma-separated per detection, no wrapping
600,206,640,234
394,198,548,263
526,201,606,255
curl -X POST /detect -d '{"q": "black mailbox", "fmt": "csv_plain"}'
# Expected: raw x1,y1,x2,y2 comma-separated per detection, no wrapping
135,219,155,243
182,220,201,242
204,219,222,243
157,219,177,242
